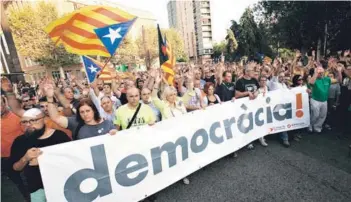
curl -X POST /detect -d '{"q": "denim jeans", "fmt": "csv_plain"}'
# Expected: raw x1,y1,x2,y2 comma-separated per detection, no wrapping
280,131,289,141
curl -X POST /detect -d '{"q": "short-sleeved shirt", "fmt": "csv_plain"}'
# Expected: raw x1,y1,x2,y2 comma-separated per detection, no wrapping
10,130,70,193
216,82,235,102
235,77,259,95
311,77,331,102
114,104,156,130
1,112,23,157
67,117,115,139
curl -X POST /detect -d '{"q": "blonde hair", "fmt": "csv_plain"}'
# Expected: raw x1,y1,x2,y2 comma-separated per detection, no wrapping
162,86,177,101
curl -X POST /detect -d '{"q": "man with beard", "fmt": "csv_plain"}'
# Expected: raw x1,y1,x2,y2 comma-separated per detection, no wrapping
10,108,70,201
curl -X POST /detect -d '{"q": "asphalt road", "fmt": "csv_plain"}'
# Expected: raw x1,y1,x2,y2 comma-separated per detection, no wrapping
2,130,351,202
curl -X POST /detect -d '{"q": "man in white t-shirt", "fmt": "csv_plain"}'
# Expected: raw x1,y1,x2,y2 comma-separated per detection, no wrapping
267,71,291,147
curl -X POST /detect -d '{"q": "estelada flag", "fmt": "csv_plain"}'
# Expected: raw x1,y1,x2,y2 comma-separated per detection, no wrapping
82,56,113,83
158,24,175,85
45,6,136,57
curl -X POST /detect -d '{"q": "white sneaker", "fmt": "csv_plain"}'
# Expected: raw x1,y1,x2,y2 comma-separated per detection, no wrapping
308,125,313,133
247,144,254,150
259,138,268,147
182,177,190,185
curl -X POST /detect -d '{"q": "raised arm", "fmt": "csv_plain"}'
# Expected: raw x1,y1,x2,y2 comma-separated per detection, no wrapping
1,77,25,117
45,84,69,128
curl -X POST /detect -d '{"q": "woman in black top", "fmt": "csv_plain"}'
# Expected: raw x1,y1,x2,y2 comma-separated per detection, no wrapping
204,82,221,106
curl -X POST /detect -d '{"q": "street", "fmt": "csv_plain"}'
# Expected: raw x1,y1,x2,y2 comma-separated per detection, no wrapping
2,130,351,202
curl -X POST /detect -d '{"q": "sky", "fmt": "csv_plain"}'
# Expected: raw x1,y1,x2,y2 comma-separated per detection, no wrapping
109,0,259,43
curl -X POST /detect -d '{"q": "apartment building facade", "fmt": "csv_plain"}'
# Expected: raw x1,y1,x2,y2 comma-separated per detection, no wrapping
167,0,213,64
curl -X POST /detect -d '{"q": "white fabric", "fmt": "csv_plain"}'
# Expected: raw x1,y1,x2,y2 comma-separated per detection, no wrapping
203,94,221,106
268,76,288,91
310,98,328,132
23,108,42,118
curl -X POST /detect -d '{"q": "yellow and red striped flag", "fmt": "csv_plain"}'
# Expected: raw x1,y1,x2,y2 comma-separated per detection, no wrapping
45,6,135,57
158,25,176,85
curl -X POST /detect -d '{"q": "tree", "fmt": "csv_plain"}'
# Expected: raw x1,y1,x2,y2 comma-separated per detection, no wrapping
256,1,351,53
212,41,226,61
114,35,138,64
135,27,187,64
7,2,79,68
227,8,273,60
225,29,238,61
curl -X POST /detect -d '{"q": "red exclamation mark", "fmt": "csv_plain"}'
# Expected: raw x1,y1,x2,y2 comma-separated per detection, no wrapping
296,93,304,118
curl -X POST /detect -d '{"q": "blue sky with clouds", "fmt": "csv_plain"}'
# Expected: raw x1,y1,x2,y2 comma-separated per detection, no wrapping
110,0,259,42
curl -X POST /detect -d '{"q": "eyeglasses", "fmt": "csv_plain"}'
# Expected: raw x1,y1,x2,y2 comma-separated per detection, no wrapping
20,117,44,125
22,99,30,102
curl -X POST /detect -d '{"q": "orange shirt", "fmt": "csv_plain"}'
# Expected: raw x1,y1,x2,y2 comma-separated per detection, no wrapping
45,117,72,139
1,112,24,158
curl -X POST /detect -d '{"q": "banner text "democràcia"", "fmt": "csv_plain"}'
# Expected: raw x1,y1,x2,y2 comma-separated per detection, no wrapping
38,87,310,202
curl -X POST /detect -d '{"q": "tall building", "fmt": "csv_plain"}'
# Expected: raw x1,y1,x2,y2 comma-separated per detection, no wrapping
167,0,213,63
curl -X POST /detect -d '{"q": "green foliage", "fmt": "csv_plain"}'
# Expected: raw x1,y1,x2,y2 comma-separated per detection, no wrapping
227,8,273,60
256,1,351,51
225,29,238,54
115,35,138,64
7,2,79,67
213,41,226,60
136,27,186,63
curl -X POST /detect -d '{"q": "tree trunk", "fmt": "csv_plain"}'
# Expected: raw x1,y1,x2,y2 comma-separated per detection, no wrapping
317,38,322,62
323,22,328,57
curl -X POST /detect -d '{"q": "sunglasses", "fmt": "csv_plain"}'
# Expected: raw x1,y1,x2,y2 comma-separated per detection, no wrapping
22,99,30,102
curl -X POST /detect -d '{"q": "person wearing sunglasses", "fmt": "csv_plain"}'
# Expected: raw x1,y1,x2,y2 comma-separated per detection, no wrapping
10,108,70,202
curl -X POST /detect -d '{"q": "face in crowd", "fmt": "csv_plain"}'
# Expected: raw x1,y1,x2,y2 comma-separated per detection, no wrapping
22,96,35,110
204,68,212,79
245,67,255,78
127,87,140,107
194,79,201,89
141,88,151,104
259,76,267,88
194,70,202,80
20,109,45,134
97,80,104,91
77,99,100,124
100,96,113,113
103,84,112,95
163,86,177,104
1,97,8,116
278,72,285,83
223,71,232,83
125,80,135,91
63,87,74,101
316,67,325,78
204,83,215,96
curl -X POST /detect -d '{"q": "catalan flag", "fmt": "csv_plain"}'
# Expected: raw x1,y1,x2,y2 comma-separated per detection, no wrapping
82,56,113,83
158,25,176,85
45,6,136,57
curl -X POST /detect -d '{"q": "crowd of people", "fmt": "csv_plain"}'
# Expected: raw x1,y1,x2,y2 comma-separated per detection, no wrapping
1,50,351,202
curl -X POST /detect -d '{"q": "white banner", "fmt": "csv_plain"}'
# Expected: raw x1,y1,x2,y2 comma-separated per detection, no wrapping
38,87,310,202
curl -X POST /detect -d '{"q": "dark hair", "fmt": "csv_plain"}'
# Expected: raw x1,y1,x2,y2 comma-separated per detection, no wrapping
222,71,231,77
76,98,101,123
61,86,73,94
73,99,101,140
39,96,57,103
292,75,302,87
103,83,111,87
203,82,215,94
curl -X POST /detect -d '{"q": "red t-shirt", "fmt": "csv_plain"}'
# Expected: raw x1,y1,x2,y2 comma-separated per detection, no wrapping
1,112,24,158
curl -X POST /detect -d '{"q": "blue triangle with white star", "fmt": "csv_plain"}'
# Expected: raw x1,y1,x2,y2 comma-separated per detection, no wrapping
82,56,102,83
94,19,136,56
